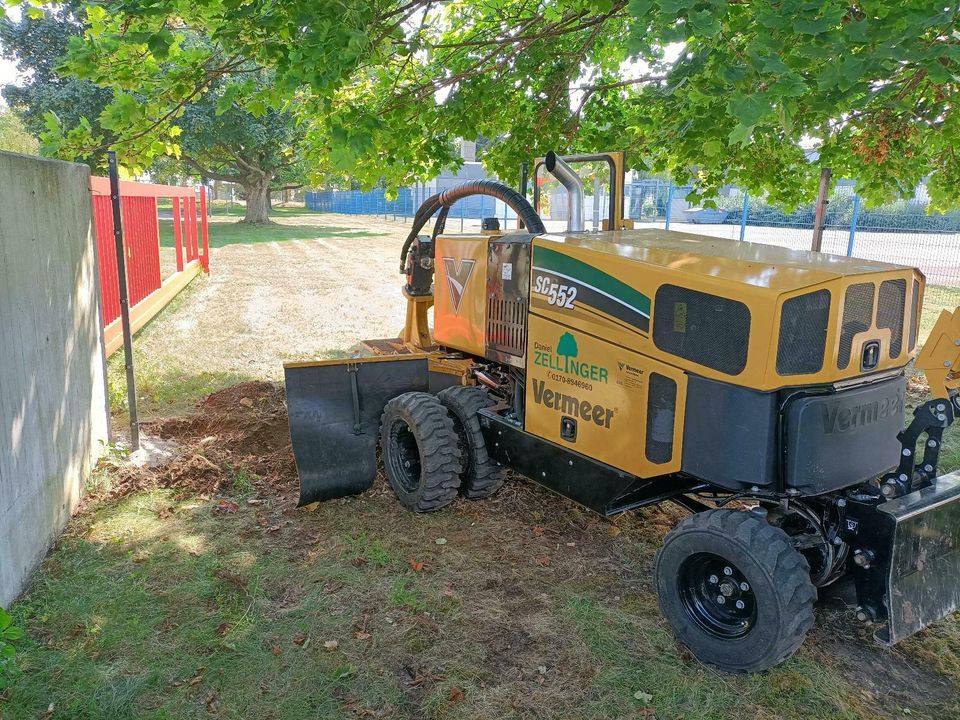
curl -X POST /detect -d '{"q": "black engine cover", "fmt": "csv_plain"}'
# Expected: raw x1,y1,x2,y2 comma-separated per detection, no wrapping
784,375,904,494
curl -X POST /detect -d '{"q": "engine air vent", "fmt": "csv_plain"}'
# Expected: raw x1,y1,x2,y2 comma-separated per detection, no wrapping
776,290,830,375
838,283,875,370
877,279,906,359
652,285,750,375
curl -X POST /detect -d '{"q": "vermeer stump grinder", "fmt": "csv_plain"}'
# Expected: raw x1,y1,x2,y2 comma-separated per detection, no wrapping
285,152,960,671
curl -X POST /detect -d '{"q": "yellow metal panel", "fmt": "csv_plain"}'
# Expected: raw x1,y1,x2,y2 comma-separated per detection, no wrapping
530,236,921,391
434,235,488,356
529,236,779,386
524,313,686,478
541,230,911,291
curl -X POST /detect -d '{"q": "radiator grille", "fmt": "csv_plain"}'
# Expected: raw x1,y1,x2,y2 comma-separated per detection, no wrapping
776,290,830,375
652,285,750,375
909,279,920,352
877,279,906,358
486,296,527,356
838,283,875,369
645,373,676,464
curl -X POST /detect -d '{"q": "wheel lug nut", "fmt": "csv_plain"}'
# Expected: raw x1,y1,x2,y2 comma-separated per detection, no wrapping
735,600,745,609
708,575,718,584
716,596,725,605
723,567,733,576
739,582,749,591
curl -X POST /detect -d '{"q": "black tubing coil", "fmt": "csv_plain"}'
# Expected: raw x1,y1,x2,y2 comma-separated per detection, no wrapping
399,180,544,272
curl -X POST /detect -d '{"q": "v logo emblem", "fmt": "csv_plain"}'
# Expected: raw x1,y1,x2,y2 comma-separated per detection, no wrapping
442,257,476,315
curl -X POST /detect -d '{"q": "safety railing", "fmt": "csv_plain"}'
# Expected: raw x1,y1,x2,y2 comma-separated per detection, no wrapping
90,177,210,356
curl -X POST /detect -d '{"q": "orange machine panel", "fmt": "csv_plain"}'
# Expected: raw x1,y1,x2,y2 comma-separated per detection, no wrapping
434,235,488,357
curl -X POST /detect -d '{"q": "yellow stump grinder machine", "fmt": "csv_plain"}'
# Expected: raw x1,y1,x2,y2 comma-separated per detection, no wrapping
285,152,960,672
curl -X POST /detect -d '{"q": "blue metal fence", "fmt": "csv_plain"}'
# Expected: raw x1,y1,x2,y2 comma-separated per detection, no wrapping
305,187,512,222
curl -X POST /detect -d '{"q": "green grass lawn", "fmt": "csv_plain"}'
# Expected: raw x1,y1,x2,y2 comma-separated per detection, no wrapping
158,215,383,249
6,481,953,720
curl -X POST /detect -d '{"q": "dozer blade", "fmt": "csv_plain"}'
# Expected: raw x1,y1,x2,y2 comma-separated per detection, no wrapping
851,473,960,644
284,356,429,506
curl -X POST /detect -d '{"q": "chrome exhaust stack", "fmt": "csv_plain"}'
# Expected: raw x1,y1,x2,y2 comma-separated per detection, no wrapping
545,151,584,232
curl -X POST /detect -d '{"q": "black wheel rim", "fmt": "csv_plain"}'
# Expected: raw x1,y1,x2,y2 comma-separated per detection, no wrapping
387,419,421,493
677,553,757,639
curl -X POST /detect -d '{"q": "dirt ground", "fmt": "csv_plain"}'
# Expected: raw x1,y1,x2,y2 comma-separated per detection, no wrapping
6,381,956,719
136,214,413,382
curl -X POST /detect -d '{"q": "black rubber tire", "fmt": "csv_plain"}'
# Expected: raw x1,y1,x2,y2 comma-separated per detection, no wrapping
437,386,507,499
654,508,816,673
379,392,462,512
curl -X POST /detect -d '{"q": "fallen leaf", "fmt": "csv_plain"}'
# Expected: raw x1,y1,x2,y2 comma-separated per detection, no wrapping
302,501,320,512
638,708,656,719
293,632,308,646
448,687,465,703
213,499,239,514
206,691,219,712
324,640,339,651
351,556,368,567
532,525,546,536
607,524,621,537
534,555,551,567
239,397,253,408
435,537,447,545
354,631,371,640
246,498,263,506
216,622,232,637
537,665,547,675
441,590,456,599
634,690,653,703
271,644,283,656
408,559,425,572
265,523,281,533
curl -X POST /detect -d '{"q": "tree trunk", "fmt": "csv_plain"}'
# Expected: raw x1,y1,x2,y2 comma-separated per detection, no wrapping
242,173,272,224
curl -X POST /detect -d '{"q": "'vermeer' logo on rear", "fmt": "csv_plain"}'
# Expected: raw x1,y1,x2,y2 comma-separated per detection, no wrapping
442,257,476,315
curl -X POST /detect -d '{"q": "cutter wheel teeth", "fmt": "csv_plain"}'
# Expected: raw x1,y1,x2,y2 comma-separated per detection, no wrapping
437,386,507,499
379,392,463,513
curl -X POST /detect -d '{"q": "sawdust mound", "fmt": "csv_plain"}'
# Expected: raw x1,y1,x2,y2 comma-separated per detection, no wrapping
106,381,297,499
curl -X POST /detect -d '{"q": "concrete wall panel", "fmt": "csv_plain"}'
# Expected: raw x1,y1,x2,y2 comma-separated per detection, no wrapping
0,152,109,607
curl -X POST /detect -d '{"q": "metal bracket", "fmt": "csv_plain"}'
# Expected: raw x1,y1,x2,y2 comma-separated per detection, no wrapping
347,364,362,434
881,392,960,497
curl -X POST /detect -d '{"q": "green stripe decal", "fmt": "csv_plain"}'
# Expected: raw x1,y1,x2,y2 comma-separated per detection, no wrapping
534,245,651,316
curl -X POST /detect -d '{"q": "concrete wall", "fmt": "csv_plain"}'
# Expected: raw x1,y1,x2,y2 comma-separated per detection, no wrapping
0,152,110,608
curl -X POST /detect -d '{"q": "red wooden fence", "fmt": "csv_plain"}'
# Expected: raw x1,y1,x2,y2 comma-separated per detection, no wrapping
90,177,210,355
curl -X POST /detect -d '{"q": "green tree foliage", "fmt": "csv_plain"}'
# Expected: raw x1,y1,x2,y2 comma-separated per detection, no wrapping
18,0,960,209
0,3,114,165
1,6,307,222
176,80,306,223
0,107,38,154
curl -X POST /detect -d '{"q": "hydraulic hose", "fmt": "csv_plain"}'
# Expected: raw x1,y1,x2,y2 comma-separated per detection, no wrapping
399,179,545,272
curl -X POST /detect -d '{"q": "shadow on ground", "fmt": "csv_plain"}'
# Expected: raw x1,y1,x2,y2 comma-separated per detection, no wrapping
3,382,958,720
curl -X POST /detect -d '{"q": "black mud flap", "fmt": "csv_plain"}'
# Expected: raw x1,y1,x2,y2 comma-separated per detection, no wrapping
849,472,960,644
284,356,429,506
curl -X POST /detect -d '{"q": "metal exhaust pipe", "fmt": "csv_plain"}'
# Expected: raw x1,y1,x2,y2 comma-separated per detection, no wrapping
545,151,584,232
